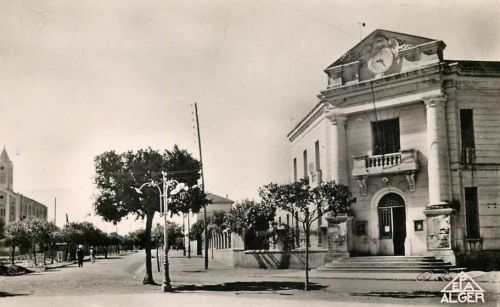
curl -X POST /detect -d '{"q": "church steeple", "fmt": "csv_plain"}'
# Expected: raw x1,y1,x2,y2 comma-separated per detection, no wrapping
0,147,11,162
0,147,14,190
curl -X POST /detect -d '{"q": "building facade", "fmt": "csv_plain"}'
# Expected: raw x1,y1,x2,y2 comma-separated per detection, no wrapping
187,193,234,255
287,30,500,264
0,147,48,225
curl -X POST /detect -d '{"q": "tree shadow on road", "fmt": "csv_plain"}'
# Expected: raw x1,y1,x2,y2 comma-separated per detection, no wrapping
351,291,441,299
0,291,29,297
174,281,327,292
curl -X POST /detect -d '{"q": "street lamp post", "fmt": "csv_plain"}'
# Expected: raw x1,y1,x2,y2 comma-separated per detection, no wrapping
134,171,187,293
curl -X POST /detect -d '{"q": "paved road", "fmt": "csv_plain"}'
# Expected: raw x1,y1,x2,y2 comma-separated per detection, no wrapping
0,250,498,306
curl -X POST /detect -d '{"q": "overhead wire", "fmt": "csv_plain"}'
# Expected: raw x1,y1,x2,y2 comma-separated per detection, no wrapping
269,0,358,40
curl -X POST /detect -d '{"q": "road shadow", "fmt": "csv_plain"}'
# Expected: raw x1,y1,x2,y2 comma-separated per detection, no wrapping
0,265,34,276
97,256,123,260
174,281,326,292
0,291,29,297
351,291,442,299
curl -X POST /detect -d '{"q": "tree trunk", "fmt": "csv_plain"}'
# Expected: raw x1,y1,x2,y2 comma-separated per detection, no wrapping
156,244,160,272
143,212,155,285
11,244,15,265
305,224,310,291
50,244,54,265
43,244,46,265
303,210,310,292
33,244,37,266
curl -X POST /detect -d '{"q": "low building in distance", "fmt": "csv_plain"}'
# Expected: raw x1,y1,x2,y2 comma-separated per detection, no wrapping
0,147,48,225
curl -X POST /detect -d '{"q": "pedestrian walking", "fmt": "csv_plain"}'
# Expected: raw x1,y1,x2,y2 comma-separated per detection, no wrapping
90,246,96,263
77,245,84,267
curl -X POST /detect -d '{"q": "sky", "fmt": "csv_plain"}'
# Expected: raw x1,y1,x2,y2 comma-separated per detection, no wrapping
0,0,499,234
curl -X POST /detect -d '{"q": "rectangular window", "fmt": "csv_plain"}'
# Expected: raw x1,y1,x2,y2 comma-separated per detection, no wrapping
414,220,424,232
372,118,400,155
315,140,320,171
303,150,308,178
286,214,289,225
356,221,368,235
0,207,5,218
465,187,480,239
293,158,297,182
460,109,475,164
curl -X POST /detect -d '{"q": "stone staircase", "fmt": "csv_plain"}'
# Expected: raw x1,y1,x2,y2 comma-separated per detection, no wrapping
315,256,456,273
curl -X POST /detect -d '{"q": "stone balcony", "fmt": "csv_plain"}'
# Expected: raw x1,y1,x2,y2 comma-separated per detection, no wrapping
352,150,419,196
352,149,419,177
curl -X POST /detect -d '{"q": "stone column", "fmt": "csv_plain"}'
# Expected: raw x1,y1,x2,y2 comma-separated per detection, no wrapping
424,96,451,205
423,95,455,263
327,112,348,185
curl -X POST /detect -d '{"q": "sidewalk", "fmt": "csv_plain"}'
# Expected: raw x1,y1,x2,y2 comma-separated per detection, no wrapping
0,292,434,307
166,251,499,283
272,269,499,283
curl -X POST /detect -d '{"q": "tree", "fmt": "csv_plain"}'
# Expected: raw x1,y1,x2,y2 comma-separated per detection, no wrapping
225,200,276,250
93,146,205,285
23,218,47,265
0,218,5,241
61,221,105,261
5,221,30,265
260,179,356,291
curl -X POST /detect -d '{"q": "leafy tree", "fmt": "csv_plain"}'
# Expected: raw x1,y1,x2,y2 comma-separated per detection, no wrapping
108,232,123,254
0,218,5,241
207,211,226,236
93,146,206,285
225,200,276,250
260,179,356,291
61,221,105,260
35,221,60,265
23,218,47,265
190,220,204,241
5,221,31,265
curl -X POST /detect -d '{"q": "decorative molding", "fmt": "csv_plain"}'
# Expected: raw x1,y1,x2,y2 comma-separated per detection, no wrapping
325,109,347,126
405,171,416,192
356,175,368,196
423,95,447,108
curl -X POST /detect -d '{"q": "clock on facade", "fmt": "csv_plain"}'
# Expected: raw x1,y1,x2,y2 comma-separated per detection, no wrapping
367,47,395,74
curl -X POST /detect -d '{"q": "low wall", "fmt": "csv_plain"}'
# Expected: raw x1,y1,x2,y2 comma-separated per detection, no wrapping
209,248,235,266
209,248,330,269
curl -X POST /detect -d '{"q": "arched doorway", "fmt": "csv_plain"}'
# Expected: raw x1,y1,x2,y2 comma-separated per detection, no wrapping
378,193,406,255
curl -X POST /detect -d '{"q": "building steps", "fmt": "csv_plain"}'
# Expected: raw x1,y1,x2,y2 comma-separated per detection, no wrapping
315,256,456,273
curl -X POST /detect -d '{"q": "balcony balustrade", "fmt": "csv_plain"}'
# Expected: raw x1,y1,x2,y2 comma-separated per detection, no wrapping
352,149,419,177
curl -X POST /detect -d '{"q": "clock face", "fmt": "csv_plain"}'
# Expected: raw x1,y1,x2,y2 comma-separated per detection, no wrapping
368,48,394,74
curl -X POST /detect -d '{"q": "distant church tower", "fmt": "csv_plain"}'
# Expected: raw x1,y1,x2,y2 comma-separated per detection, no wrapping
0,147,14,190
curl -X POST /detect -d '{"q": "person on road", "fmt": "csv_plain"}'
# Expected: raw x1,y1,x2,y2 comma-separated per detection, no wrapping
90,246,96,263
77,245,84,267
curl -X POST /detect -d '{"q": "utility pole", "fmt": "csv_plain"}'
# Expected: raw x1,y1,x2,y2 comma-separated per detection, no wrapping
194,102,208,270
54,197,57,225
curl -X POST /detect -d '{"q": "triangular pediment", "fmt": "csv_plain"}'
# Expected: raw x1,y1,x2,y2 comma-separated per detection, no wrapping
328,29,438,68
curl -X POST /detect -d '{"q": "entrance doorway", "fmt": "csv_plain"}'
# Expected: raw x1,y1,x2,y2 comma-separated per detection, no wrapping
378,193,406,255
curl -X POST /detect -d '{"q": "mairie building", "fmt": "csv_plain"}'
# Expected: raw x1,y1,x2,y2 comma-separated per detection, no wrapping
0,147,48,225
286,29,500,264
